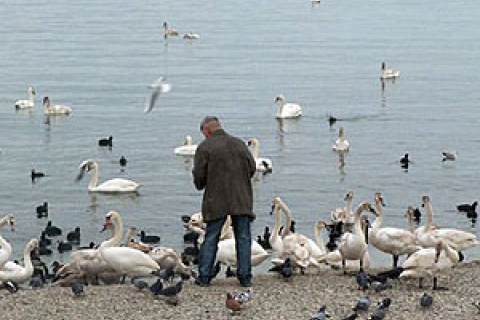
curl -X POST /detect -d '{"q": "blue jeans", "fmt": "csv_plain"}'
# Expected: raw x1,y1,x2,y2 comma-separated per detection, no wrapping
198,215,252,284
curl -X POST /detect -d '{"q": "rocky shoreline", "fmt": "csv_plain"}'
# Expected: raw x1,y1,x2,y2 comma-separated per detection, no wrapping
1,261,480,320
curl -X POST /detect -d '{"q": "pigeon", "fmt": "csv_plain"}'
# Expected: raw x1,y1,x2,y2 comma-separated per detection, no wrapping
353,296,371,312
132,278,149,291
71,282,84,296
29,276,44,289
144,76,172,114
379,298,391,309
341,314,358,320
420,293,433,308
368,299,390,320
309,305,330,320
226,292,242,313
234,289,252,304
442,150,458,161
370,281,392,293
157,265,175,282
157,280,183,297
356,270,369,290
269,258,293,280
150,278,163,295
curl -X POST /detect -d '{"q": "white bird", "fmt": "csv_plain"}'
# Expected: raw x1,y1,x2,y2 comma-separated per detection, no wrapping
247,138,273,173
148,246,194,278
274,95,302,119
380,61,400,80
442,150,458,161
369,192,421,267
331,190,355,229
174,135,197,156
43,97,72,115
182,33,200,40
14,87,36,109
163,22,179,37
76,159,141,193
0,215,15,270
0,238,38,285
333,126,350,152
144,76,172,114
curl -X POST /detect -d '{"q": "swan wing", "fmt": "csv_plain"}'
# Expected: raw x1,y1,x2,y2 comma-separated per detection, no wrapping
101,247,159,271
96,178,140,192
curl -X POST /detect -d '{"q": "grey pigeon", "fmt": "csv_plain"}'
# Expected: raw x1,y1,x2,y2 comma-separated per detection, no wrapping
371,281,392,292
234,289,252,304
309,305,330,320
356,270,369,290
132,278,149,291
353,296,371,312
157,280,183,297
150,278,163,295
341,314,358,320
157,265,175,282
420,293,433,308
368,307,386,320
71,282,84,296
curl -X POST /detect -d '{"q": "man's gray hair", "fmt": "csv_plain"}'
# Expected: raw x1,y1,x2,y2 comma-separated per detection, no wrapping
200,116,220,131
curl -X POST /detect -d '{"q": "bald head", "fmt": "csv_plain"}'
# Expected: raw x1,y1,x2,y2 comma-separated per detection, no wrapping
200,116,222,138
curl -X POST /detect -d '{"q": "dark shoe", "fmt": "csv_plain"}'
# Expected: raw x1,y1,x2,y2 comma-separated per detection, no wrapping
194,278,210,287
239,280,252,288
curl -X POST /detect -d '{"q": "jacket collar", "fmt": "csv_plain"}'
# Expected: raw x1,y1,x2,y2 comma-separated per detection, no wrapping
211,129,227,137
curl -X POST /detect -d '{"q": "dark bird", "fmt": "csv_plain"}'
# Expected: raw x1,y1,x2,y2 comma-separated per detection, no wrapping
119,155,127,167
157,280,183,297
378,298,391,309
376,267,403,280
328,115,338,127
149,278,164,295
157,265,175,282
181,215,191,223
58,240,73,253
341,314,358,320
400,153,410,170
29,276,44,289
353,296,371,312
31,169,45,182
269,258,292,280
263,226,271,243
261,160,273,174
257,235,271,250
367,274,388,284
457,201,478,220
309,305,331,320
226,292,242,313
71,282,84,296
39,232,52,247
98,135,113,147
78,242,96,250
44,221,62,237
183,230,198,243
368,307,386,320
370,281,392,293
51,261,64,275
420,292,433,308
225,266,236,278
356,270,369,290
132,278,149,291
3,281,18,293
413,207,422,224
36,202,48,218
66,227,81,244
140,230,160,244
37,246,52,256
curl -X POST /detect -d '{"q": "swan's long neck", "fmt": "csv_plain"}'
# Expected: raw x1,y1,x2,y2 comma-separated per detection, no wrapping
22,243,34,276
28,90,35,103
250,141,260,159
100,215,124,248
269,200,282,248
314,223,326,252
406,211,415,233
424,201,434,230
123,228,137,246
279,200,293,238
88,163,100,190
443,244,459,263
371,199,384,231
185,136,193,146
353,205,367,238
346,195,354,222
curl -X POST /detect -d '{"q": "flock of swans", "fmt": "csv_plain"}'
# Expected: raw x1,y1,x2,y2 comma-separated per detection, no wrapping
14,87,72,116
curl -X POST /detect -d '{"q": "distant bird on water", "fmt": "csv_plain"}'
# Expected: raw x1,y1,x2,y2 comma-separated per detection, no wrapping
442,150,458,162
119,156,127,168
98,136,113,147
144,76,172,114
31,169,45,182
400,153,410,170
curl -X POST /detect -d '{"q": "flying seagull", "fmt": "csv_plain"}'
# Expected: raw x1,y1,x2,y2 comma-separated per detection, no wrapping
144,76,172,114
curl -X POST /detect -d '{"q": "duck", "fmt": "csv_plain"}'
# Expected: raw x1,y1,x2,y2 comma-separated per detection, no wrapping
442,150,458,162
0,215,15,269
0,238,38,285
274,95,302,119
58,241,73,253
66,227,81,244
333,126,350,152
419,196,478,251
400,240,462,290
43,97,72,116
380,61,400,80
31,169,45,182
182,32,200,40
36,202,48,218
119,156,128,168
44,221,62,237
337,202,376,273
369,192,421,267
174,135,197,156
76,159,141,193
247,138,273,173
140,230,160,244
98,136,113,147
163,22,179,37
14,87,36,109
400,153,410,168
457,201,477,219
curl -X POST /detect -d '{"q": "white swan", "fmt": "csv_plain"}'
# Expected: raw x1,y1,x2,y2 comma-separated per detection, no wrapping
77,159,141,193
0,215,15,269
186,212,233,242
369,192,421,267
337,202,376,272
380,61,400,80
418,196,478,252
148,246,194,277
274,95,302,119
182,33,200,40
174,135,197,156
247,138,273,173
331,190,355,227
14,87,35,109
43,97,72,116
99,211,161,278
400,240,462,290
163,22,179,37
332,127,350,152
0,238,38,285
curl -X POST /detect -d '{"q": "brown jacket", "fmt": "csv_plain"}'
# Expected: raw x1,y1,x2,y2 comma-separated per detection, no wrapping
193,129,256,222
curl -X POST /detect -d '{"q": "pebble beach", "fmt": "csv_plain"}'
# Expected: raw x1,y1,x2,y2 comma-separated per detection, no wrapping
2,261,479,320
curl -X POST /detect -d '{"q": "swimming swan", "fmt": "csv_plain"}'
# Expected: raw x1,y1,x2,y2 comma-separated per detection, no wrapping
43,97,72,116
0,238,38,285
163,22,179,37
274,95,302,119
247,138,273,173
174,135,197,156
333,126,350,152
76,159,141,193
14,87,35,109
182,33,200,40
369,192,421,267
0,215,15,269
380,61,400,80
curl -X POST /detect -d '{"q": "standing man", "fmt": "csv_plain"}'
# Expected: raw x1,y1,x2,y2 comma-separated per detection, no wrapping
192,116,256,287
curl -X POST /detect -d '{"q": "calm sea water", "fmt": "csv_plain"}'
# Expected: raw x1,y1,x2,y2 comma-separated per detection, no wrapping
1,0,479,270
